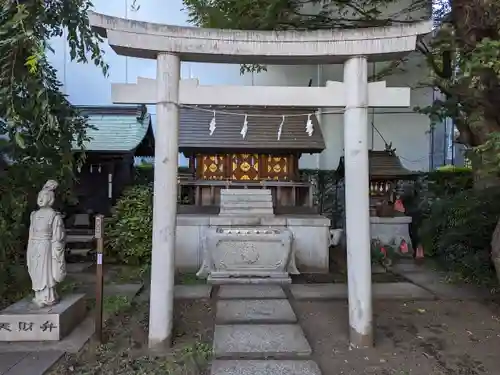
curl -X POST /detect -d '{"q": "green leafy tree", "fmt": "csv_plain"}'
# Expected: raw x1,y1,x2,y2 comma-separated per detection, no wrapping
0,0,107,303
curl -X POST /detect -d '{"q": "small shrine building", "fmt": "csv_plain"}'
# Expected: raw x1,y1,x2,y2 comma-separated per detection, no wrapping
177,106,324,210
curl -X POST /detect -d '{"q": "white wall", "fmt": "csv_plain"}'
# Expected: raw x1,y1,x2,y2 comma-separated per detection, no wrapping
238,55,432,172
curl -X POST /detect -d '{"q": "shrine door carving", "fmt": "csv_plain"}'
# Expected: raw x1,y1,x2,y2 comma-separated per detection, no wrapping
199,155,226,180
230,153,259,181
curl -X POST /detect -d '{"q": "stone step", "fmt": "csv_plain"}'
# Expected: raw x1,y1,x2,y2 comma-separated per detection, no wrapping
218,285,286,299
211,360,322,375
216,299,297,324
221,201,273,209
213,324,312,359
219,210,274,216
222,195,273,202
221,189,271,195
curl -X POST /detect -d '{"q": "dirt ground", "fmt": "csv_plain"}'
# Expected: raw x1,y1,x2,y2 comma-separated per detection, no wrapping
47,299,214,375
294,299,500,375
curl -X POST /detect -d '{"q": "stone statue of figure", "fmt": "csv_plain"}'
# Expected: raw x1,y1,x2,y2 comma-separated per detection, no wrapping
27,180,67,308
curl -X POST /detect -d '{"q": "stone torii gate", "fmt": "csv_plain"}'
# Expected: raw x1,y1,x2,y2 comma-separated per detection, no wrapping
89,12,431,349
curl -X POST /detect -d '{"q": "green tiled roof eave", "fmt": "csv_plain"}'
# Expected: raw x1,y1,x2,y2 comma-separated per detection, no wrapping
72,114,151,152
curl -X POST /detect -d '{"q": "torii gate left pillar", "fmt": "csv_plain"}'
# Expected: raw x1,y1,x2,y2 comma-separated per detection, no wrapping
148,53,180,348
89,11,431,349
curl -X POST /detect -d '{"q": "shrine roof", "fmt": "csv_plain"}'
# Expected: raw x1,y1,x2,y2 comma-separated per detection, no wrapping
72,105,154,156
337,150,418,179
179,106,325,153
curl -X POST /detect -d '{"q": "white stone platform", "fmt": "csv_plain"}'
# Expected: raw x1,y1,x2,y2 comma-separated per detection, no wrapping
0,294,86,342
175,214,330,273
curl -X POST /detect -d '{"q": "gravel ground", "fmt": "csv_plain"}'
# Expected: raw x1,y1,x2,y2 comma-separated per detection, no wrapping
294,299,500,375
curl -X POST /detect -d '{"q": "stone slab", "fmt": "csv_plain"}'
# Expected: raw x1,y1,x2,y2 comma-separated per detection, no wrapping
216,299,296,324
373,282,435,299
211,360,322,375
209,276,291,285
174,285,212,299
290,284,346,300
218,285,286,299
0,352,27,375
0,316,94,353
104,283,144,299
391,261,424,273
371,264,387,274
0,294,86,341
2,351,63,375
399,271,493,300
213,324,312,359
290,283,434,300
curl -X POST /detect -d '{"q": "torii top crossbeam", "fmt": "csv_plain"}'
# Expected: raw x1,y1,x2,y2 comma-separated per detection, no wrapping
89,12,431,64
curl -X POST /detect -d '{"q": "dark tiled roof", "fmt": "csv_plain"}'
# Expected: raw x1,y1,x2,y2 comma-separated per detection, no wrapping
337,150,417,179
369,150,416,179
178,106,325,153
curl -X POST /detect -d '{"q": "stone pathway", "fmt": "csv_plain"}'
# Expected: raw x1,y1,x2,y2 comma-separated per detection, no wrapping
211,285,322,375
391,261,496,300
0,351,63,375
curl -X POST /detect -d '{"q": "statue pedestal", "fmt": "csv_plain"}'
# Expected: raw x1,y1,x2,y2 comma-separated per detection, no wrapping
0,294,86,342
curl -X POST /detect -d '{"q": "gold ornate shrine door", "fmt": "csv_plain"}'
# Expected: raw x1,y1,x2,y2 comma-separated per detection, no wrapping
199,155,226,180
230,153,259,181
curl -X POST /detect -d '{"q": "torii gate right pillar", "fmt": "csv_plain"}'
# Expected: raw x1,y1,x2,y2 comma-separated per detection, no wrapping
344,56,373,347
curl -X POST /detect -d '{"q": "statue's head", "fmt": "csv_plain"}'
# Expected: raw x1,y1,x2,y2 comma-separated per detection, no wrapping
37,180,58,208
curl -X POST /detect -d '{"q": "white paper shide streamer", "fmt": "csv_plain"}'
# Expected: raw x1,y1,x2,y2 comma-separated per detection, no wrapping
240,114,248,138
305,114,314,136
277,115,285,140
209,110,216,136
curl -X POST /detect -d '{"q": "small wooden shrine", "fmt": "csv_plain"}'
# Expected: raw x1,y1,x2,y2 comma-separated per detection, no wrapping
178,106,325,209
337,148,416,216
70,105,154,216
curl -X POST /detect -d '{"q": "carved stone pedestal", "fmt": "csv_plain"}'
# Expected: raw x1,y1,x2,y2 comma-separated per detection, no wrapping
0,294,86,342
197,227,298,284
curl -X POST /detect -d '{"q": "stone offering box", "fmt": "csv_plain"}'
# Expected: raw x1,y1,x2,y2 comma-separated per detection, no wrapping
198,227,300,284
0,294,86,342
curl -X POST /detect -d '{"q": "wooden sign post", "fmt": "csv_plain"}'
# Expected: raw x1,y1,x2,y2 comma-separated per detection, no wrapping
94,214,104,343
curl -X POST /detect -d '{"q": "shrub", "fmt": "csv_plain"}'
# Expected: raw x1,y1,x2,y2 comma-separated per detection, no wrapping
418,187,500,286
106,185,153,265
402,168,474,248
